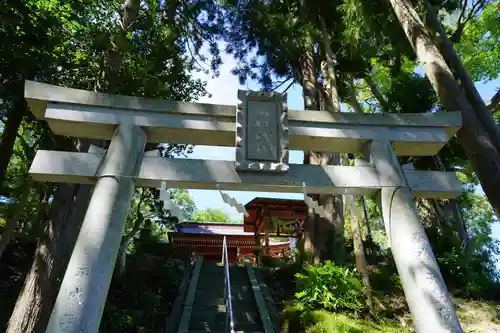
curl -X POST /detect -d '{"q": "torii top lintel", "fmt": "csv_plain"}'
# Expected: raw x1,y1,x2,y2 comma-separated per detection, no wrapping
24,80,462,157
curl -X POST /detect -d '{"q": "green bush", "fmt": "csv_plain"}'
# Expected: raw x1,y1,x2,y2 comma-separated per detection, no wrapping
436,245,498,297
295,261,365,313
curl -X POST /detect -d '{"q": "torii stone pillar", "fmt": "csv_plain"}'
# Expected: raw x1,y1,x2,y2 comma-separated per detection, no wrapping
369,140,463,333
45,125,146,333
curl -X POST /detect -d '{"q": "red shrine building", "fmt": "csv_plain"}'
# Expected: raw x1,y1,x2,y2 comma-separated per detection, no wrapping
169,198,308,264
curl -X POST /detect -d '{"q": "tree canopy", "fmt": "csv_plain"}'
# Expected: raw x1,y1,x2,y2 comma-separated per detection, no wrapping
1,0,499,332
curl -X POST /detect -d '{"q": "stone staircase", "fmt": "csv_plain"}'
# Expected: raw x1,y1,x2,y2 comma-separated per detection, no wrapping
179,260,269,333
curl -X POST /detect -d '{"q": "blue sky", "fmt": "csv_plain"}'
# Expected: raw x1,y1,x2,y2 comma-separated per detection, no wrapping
186,52,305,220
185,50,500,240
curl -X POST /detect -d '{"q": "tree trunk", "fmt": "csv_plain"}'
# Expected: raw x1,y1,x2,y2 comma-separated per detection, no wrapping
342,152,372,305
115,215,144,276
346,79,364,114
300,45,320,259
344,85,374,271
320,17,340,114
0,99,26,187
433,155,469,248
309,151,345,264
451,202,468,249
301,18,346,264
32,186,51,236
346,196,373,308
6,1,142,330
4,139,106,333
5,182,92,333
424,2,500,152
106,0,140,93
365,74,391,112
0,177,33,260
115,188,146,276
388,0,500,217
360,196,373,243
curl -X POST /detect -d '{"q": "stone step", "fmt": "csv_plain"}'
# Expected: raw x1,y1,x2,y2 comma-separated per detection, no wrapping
192,299,257,309
188,331,262,333
186,262,264,333
188,320,262,332
190,308,260,321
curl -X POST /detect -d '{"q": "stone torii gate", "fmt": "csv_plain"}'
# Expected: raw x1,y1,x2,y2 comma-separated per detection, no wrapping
25,81,464,333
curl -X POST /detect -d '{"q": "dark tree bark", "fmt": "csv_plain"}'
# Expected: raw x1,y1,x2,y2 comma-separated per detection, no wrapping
6,1,142,331
299,45,320,260
0,177,33,260
6,182,92,333
349,204,373,308
4,139,99,333
365,74,391,112
299,16,347,264
0,99,26,187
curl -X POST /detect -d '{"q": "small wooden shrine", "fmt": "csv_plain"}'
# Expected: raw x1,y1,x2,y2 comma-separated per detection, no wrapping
244,197,308,255
169,222,291,264
169,198,308,263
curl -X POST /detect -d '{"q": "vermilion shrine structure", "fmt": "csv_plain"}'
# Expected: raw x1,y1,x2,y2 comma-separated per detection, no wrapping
169,221,291,264
170,198,307,264
244,198,307,255
26,81,464,333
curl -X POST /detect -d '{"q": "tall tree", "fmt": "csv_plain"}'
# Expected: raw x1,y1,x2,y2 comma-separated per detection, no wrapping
386,0,500,217
222,0,352,262
423,0,500,152
4,1,213,332
0,0,87,187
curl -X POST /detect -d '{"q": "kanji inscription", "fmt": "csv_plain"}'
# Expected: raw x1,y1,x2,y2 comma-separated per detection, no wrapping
235,90,289,172
246,101,279,161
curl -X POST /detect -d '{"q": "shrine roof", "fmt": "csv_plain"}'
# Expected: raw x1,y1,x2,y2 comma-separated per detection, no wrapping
245,197,308,210
174,222,253,236
171,222,291,246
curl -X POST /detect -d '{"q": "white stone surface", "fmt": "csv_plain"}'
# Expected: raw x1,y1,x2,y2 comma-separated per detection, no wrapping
370,140,463,333
29,150,462,199
25,81,462,156
45,125,146,333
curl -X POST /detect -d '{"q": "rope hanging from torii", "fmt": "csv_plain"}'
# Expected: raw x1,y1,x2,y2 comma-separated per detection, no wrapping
217,185,249,217
216,183,328,220
302,182,328,218
159,181,184,221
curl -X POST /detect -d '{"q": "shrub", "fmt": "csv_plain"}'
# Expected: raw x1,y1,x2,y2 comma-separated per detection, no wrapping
295,261,365,313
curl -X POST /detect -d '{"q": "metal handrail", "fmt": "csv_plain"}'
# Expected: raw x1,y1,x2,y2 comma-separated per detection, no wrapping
222,236,235,333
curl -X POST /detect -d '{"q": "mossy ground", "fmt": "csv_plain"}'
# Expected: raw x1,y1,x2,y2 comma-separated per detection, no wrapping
456,298,500,333
292,310,409,333
281,298,500,333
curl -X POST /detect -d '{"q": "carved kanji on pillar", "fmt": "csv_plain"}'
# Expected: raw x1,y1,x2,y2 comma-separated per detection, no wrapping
235,90,289,172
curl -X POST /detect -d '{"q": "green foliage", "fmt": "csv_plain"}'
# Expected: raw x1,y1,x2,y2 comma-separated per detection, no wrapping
452,2,500,82
295,261,365,313
1,1,500,332
1,0,218,239
192,208,242,223
171,189,196,220
431,194,499,296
